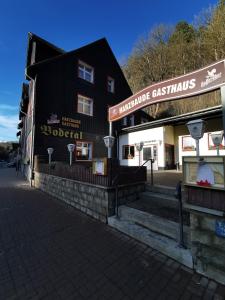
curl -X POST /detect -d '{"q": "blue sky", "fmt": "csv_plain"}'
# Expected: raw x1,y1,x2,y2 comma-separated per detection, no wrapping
0,0,218,141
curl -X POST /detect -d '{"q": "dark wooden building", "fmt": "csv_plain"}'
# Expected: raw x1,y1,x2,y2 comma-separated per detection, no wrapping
19,33,132,176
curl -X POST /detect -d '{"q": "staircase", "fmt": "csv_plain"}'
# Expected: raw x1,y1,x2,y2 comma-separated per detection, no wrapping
108,184,193,268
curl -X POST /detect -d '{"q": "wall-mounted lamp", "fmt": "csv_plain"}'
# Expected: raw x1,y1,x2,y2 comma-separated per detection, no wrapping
47,148,54,165
103,136,115,158
135,142,144,166
211,131,224,156
67,144,75,166
186,119,205,156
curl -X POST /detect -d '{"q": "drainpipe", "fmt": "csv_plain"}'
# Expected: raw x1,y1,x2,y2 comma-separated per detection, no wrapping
25,70,37,186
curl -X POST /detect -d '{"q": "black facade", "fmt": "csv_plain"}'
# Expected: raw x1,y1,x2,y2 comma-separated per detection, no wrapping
21,33,132,164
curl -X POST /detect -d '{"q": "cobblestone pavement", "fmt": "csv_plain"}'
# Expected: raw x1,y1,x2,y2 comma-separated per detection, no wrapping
0,168,225,300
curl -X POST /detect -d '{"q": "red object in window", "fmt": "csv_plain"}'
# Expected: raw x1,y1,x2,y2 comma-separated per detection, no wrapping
196,180,211,187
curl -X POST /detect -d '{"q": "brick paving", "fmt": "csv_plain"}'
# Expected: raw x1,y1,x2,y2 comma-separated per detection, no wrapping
0,168,225,300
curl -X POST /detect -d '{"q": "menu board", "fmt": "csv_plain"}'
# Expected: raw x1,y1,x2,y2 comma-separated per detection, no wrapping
92,158,107,176
183,156,225,190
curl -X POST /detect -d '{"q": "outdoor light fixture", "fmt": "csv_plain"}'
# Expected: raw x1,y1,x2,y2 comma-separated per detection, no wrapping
211,131,224,156
186,119,205,156
67,143,75,166
103,136,115,158
135,142,144,166
47,148,54,165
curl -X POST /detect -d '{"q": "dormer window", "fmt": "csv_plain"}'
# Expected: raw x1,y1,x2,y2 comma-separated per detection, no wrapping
107,77,115,93
78,60,94,83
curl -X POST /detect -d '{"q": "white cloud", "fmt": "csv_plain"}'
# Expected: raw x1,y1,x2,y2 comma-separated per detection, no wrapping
0,114,18,129
0,104,19,141
0,104,18,111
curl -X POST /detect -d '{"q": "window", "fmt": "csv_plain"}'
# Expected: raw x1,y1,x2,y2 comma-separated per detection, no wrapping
182,136,195,151
77,95,93,116
143,147,152,160
123,145,135,159
107,77,115,93
78,60,94,83
76,141,92,161
130,115,135,126
122,117,127,126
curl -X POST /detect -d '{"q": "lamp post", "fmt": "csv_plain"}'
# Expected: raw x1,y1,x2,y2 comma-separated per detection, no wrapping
211,131,224,156
47,148,54,165
103,136,115,159
67,144,75,166
135,142,144,166
186,119,205,156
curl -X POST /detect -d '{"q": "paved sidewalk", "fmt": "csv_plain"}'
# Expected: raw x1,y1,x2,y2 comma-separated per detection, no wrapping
0,168,224,299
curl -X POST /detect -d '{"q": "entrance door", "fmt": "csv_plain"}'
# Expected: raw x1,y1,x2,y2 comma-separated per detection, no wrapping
143,145,158,170
165,144,175,169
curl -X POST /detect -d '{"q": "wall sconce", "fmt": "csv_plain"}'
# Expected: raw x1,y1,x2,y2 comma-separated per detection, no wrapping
211,131,224,156
103,136,115,158
186,119,205,156
135,142,144,166
67,144,75,166
47,147,54,165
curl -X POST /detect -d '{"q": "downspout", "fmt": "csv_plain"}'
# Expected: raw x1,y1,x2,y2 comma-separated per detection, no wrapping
25,69,37,186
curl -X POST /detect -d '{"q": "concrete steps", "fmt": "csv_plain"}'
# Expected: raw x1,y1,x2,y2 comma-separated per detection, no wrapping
108,184,193,268
108,211,193,268
118,205,190,246
146,184,177,196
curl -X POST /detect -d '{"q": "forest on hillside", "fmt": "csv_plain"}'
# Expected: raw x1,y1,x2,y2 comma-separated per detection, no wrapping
122,0,225,119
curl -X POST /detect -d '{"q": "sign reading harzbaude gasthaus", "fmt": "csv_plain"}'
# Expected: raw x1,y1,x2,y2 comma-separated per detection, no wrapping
109,60,225,122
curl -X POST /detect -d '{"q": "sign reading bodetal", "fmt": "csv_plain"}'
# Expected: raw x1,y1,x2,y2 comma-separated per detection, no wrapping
40,125,83,139
109,60,225,122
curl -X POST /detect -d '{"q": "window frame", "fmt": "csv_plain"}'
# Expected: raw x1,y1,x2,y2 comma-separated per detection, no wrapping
182,135,196,151
75,140,93,161
78,60,94,83
77,94,93,116
122,145,135,160
107,76,115,93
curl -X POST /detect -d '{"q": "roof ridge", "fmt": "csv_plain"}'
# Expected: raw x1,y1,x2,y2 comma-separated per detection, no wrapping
28,32,65,54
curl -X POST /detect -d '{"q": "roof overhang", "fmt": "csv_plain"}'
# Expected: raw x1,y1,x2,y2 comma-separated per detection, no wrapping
121,105,223,133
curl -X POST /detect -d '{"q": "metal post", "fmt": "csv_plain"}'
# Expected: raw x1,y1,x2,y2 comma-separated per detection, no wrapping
108,148,111,159
150,159,154,186
109,121,112,136
196,139,200,156
108,121,113,159
70,152,72,166
175,181,185,248
48,154,51,165
216,146,220,156
221,86,225,134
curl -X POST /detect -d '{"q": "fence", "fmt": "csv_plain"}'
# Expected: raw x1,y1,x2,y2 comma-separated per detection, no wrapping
34,155,146,187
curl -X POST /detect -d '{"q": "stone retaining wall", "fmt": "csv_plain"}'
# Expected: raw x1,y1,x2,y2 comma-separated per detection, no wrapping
190,208,225,285
34,172,145,223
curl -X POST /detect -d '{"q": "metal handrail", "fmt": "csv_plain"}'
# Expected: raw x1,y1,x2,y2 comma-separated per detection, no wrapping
112,160,151,218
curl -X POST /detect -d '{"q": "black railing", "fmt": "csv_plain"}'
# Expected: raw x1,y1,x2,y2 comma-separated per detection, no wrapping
34,155,146,188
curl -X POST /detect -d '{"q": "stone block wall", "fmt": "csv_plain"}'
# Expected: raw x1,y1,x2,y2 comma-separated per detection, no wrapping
34,172,145,223
190,210,225,285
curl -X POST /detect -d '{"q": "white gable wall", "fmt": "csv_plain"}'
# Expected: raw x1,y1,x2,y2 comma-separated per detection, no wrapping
119,127,165,169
